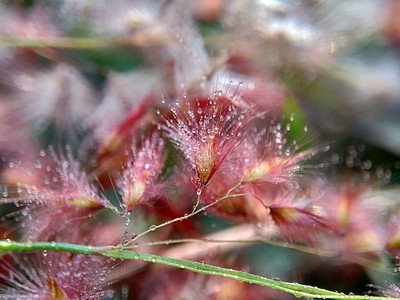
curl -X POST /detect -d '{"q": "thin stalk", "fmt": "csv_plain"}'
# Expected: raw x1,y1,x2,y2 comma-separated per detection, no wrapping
129,182,243,243
191,186,203,213
0,36,119,49
0,35,174,49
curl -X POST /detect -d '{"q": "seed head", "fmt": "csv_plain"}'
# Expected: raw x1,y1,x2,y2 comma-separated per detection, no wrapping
116,133,165,212
241,120,329,189
265,191,330,242
162,96,255,188
0,146,108,240
0,251,114,299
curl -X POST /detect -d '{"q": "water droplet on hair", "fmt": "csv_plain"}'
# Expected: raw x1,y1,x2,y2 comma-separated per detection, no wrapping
331,153,340,165
273,277,281,281
1,186,8,197
149,225,156,231
35,160,42,169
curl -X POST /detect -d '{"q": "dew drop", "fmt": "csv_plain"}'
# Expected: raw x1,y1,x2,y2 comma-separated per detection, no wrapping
196,189,202,196
35,160,42,169
149,225,156,231
331,153,340,165
42,250,47,257
362,160,372,170
2,187,8,197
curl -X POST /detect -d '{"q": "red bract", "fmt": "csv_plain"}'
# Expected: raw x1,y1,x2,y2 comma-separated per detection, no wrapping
116,133,165,212
162,95,255,189
93,94,155,175
268,204,329,242
0,147,108,240
241,120,329,189
0,251,115,299
321,177,387,254
258,190,331,242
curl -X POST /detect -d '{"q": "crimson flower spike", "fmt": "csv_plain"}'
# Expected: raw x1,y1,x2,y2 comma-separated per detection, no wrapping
242,120,330,188
265,191,331,242
0,146,109,240
116,132,165,213
161,94,257,191
0,250,115,299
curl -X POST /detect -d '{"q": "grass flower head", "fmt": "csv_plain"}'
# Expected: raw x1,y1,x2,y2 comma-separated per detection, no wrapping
162,94,255,189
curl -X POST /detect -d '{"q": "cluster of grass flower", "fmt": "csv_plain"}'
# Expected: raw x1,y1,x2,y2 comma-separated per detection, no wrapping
0,1,400,299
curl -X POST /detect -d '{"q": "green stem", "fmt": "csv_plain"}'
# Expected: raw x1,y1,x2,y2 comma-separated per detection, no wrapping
0,240,394,300
0,36,119,49
0,35,173,49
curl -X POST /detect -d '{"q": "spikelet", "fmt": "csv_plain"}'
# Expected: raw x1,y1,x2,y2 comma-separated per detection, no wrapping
0,250,115,299
162,93,255,190
0,146,108,240
240,118,329,190
116,133,165,212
